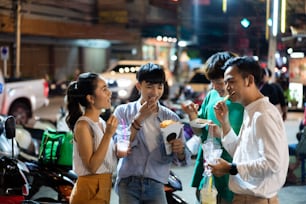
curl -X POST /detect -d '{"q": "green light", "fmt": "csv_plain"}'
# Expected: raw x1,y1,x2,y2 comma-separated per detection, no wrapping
240,18,250,28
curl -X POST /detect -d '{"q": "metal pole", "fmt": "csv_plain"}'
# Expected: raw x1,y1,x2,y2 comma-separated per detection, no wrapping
15,0,21,78
267,0,277,82
173,1,182,82
267,35,277,82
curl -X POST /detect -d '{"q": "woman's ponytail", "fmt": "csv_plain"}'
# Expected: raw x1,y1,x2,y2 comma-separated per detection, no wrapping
65,72,99,131
66,81,83,131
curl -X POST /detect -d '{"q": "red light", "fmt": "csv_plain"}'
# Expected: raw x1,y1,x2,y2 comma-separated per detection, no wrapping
43,80,49,97
22,184,29,196
58,185,73,202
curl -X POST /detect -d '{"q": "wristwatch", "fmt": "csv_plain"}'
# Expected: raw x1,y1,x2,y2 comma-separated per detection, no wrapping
229,163,238,175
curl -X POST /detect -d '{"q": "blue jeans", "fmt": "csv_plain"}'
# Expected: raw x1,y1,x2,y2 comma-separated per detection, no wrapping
118,176,167,204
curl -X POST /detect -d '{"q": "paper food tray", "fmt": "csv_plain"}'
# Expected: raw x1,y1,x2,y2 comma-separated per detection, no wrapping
161,123,184,155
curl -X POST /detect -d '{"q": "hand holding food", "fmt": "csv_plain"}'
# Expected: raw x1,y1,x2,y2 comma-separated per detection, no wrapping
190,118,211,128
160,120,184,155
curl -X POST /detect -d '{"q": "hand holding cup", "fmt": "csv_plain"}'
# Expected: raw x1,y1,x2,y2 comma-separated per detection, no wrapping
116,124,131,157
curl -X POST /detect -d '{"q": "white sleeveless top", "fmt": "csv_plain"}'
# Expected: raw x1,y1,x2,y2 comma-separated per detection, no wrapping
73,116,117,176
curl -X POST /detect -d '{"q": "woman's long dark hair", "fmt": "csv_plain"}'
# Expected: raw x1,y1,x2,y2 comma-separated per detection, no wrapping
65,72,99,131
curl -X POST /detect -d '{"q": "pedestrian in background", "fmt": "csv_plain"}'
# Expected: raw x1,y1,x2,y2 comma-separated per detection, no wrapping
259,68,287,121
113,62,191,204
181,51,244,204
211,57,289,204
66,72,118,204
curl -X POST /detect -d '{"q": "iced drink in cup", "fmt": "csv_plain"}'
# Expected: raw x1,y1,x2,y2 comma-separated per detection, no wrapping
202,125,223,176
201,187,217,204
116,124,130,156
117,139,129,154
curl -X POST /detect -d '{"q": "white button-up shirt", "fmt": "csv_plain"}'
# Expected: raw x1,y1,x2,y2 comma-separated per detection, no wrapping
222,97,289,198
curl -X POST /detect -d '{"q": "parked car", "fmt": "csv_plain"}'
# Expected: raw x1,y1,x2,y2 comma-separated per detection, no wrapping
100,60,173,105
48,79,70,96
0,71,49,125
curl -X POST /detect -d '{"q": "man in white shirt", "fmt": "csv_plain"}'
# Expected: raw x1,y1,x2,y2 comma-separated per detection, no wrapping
210,56,289,204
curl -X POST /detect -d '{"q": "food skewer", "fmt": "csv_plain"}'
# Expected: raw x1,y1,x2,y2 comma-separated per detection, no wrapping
223,91,235,101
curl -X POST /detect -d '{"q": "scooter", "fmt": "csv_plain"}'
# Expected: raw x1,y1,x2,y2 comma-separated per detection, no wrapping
0,116,75,203
0,115,33,204
17,130,75,203
165,170,188,204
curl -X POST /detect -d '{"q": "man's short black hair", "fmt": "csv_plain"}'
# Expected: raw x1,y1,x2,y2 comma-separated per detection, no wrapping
203,51,238,80
136,63,166,84
222,56,262,86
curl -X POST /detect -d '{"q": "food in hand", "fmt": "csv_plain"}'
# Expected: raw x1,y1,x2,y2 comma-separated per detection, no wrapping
223,95,230,101
223,91,235,101
195,118,210,124
160,120,177,128
190,118,210,128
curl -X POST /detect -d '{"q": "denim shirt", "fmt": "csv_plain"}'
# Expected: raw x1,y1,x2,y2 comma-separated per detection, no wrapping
113,100,191,192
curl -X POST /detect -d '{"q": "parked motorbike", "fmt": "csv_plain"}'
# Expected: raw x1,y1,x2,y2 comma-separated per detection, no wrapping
23,161,75,202
0,115,34,204
165,170,188,204
0,116,75,203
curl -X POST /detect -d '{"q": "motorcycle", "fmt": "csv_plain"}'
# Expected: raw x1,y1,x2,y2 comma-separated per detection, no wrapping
165,170,188,204
0,115,38,204
0,116,75,203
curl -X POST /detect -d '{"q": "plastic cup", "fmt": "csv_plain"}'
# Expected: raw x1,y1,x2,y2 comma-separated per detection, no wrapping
202,138,223,176
117,138,129,154
200,187,217,204
116,124,130,156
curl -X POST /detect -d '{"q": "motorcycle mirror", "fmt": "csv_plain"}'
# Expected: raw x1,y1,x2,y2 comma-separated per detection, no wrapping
5,115,16,139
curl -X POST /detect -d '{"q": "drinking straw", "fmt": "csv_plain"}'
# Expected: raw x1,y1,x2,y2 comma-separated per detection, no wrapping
208,176,212,192
208,124,214,140
121,119,127,140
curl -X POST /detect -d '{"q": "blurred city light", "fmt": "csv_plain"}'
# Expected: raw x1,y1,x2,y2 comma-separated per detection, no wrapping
275,52,280,59
240,18,250,28
267,19,273,26
281,0,286,33
222,0,227,13
272,0,279,36
171,55,178,61
265,0,270,39
75,39,110,48
178,41,187,47
290,52,305,58
281,66,287,73
156,35,177,43
287,47,293,54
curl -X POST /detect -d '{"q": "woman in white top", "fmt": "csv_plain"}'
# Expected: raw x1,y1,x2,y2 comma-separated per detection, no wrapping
66,72,118,204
